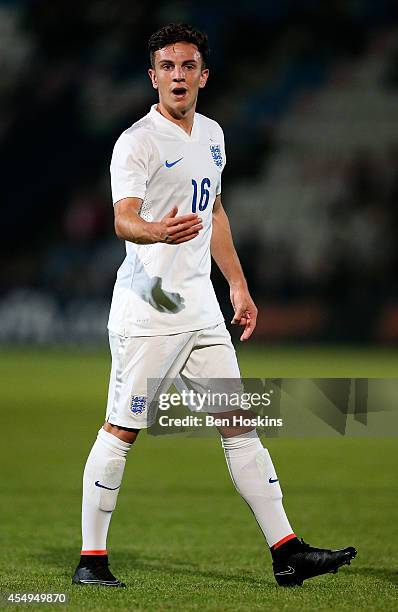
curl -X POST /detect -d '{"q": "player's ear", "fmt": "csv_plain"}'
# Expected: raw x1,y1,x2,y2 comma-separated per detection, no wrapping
148,68,158,89
199,68,209,89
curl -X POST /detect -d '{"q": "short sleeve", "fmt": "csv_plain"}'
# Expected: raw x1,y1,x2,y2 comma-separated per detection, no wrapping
110,131,149,204
216,175,222,196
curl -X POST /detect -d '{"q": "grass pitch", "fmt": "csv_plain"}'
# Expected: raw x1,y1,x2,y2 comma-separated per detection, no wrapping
1,345,397,611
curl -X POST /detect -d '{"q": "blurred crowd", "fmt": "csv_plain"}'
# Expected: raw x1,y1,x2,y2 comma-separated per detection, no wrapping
1,0,398,342
239,147,398,295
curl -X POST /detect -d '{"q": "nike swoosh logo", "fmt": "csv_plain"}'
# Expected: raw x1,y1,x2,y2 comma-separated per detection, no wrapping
269,477,279,483
275,566,295,576
95,480,120,491
165,157,183,168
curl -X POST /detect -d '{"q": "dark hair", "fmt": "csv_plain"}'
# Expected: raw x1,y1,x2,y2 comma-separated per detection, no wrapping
148,23,209,68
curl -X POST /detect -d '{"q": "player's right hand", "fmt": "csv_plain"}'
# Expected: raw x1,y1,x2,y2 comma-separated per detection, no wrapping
156,206,203,244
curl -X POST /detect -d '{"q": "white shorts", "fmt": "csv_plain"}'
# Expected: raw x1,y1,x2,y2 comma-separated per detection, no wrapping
105,322,241,429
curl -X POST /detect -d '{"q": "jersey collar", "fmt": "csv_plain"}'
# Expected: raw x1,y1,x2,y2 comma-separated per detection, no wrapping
149,104,199,142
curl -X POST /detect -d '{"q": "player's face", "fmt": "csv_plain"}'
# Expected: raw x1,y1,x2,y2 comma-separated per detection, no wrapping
148,42,209,118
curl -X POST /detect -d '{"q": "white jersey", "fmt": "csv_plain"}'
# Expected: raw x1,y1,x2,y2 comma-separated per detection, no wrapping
108,104,225,336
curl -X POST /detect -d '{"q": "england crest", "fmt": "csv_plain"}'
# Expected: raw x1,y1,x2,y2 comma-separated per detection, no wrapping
210,144,223,168
131,395,146,415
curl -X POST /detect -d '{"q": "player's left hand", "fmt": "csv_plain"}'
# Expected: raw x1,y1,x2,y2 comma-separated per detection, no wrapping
230,285,258,341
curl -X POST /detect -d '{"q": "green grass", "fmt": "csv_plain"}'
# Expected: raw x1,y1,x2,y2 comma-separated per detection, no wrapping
1,346,397,610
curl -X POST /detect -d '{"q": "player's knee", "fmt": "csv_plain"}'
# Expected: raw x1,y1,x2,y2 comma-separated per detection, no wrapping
215,409,257,438
103,422,140,445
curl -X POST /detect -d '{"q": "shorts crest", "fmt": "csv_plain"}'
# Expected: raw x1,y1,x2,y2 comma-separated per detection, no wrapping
210,144,223,168
131,395,146,415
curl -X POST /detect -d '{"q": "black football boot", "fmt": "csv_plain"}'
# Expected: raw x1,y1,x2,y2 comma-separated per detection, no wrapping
273,538,357,586
72,555,126,587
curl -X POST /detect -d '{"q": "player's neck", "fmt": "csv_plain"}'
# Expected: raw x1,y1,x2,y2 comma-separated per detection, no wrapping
155,103,195,136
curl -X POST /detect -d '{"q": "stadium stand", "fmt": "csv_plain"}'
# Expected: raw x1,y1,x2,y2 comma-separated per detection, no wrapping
1,1,398,343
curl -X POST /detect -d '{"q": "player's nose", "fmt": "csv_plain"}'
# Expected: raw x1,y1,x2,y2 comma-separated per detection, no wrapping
172,66,185,80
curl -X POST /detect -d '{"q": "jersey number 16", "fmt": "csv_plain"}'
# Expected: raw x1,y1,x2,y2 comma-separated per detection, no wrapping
191,178,210,213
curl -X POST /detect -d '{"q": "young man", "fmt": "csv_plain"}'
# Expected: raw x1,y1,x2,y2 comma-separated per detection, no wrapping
72,23,356,588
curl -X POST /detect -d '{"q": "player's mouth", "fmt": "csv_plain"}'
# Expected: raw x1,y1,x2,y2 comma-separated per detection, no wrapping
171,87,188,99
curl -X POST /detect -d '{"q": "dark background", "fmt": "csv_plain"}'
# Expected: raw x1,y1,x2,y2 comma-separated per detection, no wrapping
2,0,398,345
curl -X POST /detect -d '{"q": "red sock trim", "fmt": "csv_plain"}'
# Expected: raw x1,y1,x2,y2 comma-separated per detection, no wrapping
272,533,296,550
80,549,107,555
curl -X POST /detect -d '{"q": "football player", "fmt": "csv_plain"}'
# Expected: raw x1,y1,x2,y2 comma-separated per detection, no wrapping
72,23,356,588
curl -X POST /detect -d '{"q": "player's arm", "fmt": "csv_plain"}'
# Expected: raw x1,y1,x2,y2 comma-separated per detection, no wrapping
114,198,203,245
211,195,257,341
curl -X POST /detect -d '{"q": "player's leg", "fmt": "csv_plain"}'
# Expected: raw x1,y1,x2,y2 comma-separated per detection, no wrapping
179,324,297,547
217,415,356,584
216,414,296,549
73,332,144,586
73,330,197,587
181,323,357,585
81,424,140,558
73,424,138,587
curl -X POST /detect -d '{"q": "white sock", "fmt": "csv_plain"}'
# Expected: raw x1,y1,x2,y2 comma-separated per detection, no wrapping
81,428,131,554
222,429,295,547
